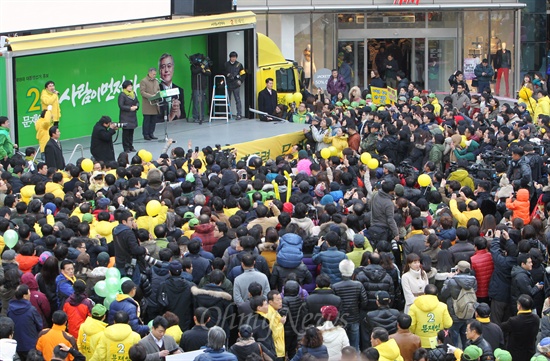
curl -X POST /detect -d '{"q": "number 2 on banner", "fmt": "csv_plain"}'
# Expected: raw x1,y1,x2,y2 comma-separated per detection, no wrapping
27,87,41,112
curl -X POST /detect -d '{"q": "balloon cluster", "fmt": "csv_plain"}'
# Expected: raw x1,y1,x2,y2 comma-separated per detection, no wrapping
284,92,303,105
94,268,132,309
360,152,379,170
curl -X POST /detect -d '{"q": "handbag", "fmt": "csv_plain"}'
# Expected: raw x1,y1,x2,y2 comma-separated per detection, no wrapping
471,77,479,88
257,344,273,361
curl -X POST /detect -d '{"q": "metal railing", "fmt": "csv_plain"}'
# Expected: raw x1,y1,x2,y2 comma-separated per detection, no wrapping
67,144,84,164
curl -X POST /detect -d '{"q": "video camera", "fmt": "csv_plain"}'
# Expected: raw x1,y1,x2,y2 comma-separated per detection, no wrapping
187,53,213,68
112,122,125,128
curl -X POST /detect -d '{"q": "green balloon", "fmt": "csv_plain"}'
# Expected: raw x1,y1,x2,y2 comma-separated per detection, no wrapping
3,230,18,249
94,280,109,298
105,268,121,280
103,293,117,309
105,277,121,293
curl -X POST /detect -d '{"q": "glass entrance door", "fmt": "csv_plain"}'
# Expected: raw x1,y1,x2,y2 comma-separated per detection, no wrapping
427,39,456,92
337,40,366,89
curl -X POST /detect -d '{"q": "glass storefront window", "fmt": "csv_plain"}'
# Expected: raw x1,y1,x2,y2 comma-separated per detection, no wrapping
338,14,365,29
366,12,425,29
490,10,515,96
427,12,457,28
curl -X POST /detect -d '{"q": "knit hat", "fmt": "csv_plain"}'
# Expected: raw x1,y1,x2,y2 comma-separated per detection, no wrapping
44,202,57,215
376,291,391,305
394,184,405,197
462,345,483,361
169,260,182,274
239,324,253,338
82,213,94,223
320,194,334,206
97,252,110,266
538,338,550,354
2,250,16,261
92,304,107,317
314,183,326,198
321,305,338,321
494,349,512,361
283,202,294,214
457,260,470,272
39,251,52,265
383,163,395,173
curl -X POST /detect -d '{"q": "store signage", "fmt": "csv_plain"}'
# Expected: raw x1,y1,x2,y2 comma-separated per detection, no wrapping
393,0,420,5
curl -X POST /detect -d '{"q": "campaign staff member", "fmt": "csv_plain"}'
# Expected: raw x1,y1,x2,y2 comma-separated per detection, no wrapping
41,80,61,126
258,78,278,122
90,116,117,163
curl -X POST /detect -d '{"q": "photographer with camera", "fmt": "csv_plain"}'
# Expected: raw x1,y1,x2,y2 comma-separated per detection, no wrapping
224,51,245,120
190,53,212,124
118,80,139,153
90,115,118,163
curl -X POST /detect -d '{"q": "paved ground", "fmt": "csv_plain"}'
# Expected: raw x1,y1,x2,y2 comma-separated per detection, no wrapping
49,117,305,164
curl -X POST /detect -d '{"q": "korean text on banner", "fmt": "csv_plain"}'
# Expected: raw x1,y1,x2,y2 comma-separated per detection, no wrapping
371,87,390,105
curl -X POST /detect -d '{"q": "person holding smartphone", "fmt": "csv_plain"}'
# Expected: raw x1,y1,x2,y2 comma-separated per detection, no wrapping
138,316,182,360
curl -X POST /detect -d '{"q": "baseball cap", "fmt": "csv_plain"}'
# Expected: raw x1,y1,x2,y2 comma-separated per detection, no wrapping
97,198,110,208
169,260,182,274
183,212,196,220
457,260,471,272
39,251,53,265
538,337,550,354
97,252,110,266
428,93,436,98
92,304,107,317
82,213,94,223
188,218,199,228
398,96,407,102
353,234,365,247
462,345,483,361
376,291,391,305
412,96,421,102
494,349,511,361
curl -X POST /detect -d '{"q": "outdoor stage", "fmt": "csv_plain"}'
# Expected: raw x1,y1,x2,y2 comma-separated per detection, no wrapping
54,117,307,164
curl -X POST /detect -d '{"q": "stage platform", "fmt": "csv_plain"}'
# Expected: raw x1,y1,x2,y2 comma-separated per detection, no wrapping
47,118,306,164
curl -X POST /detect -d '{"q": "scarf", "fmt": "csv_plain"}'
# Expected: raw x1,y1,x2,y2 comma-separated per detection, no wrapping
62,272,76,284
123,89,135,99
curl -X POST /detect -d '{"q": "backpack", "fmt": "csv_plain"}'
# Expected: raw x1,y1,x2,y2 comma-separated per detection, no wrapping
453,286,478,319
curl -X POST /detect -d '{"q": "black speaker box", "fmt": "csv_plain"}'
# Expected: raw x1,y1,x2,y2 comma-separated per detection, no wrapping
172,0,233,16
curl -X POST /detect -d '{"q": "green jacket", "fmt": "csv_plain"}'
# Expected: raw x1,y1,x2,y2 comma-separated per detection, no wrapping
0,126,14,159
453,140,479,161
448,168,475,190
429,144,445,171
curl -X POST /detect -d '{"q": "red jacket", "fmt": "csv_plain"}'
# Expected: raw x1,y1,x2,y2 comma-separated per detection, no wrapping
62,294,92,338
191,223,219,252
16,254,39,274
506,189,531,225
470,249,494,298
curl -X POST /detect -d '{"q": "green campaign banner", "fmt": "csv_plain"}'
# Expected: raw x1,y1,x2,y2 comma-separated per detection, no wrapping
13,35,207,147
0,57,7,119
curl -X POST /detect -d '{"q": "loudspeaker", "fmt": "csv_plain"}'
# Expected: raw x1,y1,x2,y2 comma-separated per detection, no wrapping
172,0,233,16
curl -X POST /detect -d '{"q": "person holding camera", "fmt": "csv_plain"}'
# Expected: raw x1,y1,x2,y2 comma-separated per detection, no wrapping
90,115,117,163
224,51,245,120
191,54,212,124
118,80,140,153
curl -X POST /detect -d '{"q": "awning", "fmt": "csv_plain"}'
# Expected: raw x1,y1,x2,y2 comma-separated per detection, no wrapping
240,3,526,12
7,11,256,56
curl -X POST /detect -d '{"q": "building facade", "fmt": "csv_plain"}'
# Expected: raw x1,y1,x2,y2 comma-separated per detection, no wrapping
241,0,545,96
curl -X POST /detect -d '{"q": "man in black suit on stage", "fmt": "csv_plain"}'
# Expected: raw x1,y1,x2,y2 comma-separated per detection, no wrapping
44,126,65,170
257,78,278,121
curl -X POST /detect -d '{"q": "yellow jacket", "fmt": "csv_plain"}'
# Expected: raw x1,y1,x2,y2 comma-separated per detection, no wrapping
90,323,141,361
518,87,537,117
431,98,441,117
408,294,453,348
136,205,168,235
40,89,61,122
92,220,118,243
45,182,65,199
261,306,285,358
375,338,404,361
77,317,107,360
35,110,53,152
449,198,483,228
20,184,35,205
535,96,550,122
166,325,183,344
323,134,349,154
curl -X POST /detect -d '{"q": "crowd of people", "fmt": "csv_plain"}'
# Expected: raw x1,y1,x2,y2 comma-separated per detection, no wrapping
2,58,550,361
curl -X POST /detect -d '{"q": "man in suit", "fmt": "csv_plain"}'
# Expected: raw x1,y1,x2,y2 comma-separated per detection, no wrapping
138,316,181,361
44,126,65,170
258,78,278,121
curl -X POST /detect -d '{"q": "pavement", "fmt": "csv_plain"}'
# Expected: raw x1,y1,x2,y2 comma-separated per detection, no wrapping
49,117,305,164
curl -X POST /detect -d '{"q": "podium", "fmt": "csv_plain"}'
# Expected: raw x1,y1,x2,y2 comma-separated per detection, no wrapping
149,88,180,141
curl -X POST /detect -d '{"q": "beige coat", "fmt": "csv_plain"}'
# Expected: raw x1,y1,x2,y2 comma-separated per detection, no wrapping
139,75,160,115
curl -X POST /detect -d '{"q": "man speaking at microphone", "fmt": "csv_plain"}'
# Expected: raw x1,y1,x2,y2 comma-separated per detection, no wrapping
139,67,160,140
90,116,118,162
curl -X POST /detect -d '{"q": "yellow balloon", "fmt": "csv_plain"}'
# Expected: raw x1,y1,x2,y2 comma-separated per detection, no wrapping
293,92,303,104
360,152,372,164
329,146,338,156
320,148,331,159
146,200,162,217
142,151,153,163
285,93,294,104
460,135,467,148
418,174,431,187
81,158,93,172
367,158,379,170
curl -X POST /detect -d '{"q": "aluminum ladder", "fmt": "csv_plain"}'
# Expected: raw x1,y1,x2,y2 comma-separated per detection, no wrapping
209,75,230,123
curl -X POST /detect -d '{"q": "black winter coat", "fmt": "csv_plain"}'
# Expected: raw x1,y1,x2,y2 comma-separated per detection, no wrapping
501,312,540,361
90,120,115,162
304,288,341,326
118,92,139,129
353,265,394,311
449,241,476,264
192,283,233,330
112,224,146,270
248,313,276,355
332,277,368,323
488,238,516,303
282,289,306,334
158,276,194,332
271,263,312,291
365,306,400,334
466,336,494,361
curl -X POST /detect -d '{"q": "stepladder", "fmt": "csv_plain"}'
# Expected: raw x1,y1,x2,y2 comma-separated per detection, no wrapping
209,75,230,123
